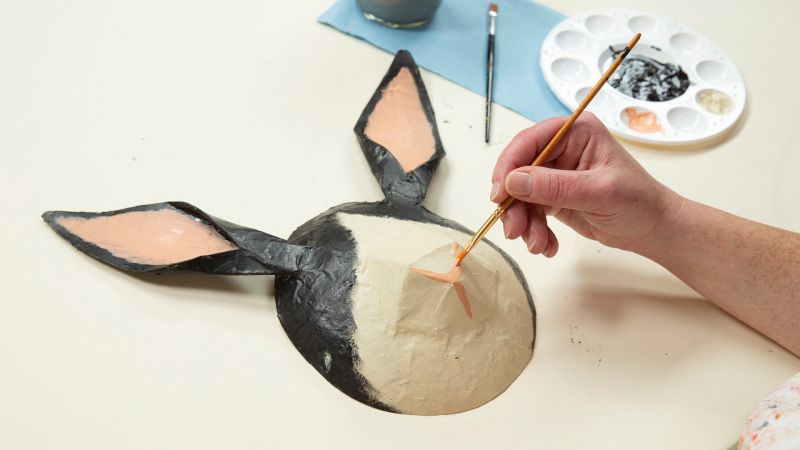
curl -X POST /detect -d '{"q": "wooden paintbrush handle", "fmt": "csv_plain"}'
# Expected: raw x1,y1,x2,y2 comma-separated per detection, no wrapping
456,33,642,266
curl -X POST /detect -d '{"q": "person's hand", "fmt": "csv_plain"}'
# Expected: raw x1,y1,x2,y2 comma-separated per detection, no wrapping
491,113,681,257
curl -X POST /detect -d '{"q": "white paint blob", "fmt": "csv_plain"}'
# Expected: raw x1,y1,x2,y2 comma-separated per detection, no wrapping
323,352,332,374
338,213,534,415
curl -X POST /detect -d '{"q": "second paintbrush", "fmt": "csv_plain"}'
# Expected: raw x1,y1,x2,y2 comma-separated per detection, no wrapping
485,3,498,143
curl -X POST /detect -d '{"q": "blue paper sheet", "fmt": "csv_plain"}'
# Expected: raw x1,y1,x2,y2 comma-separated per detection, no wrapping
318,0,570,122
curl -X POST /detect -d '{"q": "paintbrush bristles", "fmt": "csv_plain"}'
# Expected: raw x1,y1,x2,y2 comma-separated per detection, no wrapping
455,33,642,267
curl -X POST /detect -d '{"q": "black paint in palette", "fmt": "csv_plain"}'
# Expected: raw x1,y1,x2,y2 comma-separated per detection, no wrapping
608,45,690,102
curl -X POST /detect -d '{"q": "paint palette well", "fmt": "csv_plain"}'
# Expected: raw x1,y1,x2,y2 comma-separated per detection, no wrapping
540,9,746,145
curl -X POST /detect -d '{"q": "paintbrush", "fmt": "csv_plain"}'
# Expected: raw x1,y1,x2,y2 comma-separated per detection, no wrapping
484,3,498,143
456,33,642,266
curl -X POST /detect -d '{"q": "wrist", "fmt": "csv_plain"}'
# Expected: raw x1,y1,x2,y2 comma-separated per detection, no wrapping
628,186,690,262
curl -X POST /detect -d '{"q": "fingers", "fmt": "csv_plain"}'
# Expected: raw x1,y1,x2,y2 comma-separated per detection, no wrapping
490,113,615,257
505,165,604,212
543,228,560,258
522,207,548,253
519,207,560,257
500,201,527,239
491,117,568,203
499,195,563,258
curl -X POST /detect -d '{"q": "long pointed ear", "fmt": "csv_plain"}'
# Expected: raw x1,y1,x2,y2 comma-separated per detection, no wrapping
354,50,445,206
42,202,313,275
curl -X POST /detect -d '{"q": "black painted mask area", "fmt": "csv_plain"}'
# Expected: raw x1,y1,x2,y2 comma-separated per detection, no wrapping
278,204,394,413
608,48,690,102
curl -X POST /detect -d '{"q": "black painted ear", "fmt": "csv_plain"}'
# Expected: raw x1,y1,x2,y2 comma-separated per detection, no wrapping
42,202,313,275
355,50,445,206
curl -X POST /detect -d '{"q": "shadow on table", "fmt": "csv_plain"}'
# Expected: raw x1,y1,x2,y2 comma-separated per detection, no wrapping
82,257,280,315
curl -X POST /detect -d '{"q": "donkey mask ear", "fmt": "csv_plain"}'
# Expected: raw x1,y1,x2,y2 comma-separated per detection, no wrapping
354,50,445,206
42,202,312,275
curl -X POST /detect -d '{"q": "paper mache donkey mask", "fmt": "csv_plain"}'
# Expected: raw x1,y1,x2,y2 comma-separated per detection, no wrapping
43,51,536,415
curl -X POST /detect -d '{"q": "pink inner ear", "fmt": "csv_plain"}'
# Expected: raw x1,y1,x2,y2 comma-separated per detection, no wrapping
364,67,436,173
58,208,237,265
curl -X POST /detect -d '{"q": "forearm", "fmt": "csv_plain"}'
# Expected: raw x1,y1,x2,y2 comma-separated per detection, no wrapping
636,195,800,355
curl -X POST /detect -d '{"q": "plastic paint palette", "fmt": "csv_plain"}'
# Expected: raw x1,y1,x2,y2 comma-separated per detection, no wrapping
540,10,746,145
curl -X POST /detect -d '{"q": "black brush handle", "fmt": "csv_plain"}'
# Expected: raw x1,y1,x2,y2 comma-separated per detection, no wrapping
485,34,495,143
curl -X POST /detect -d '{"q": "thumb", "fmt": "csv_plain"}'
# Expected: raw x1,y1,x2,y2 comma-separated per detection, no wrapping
504,166,604,211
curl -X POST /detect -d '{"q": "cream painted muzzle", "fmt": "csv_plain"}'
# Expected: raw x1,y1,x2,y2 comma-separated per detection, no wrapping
338,212,534,415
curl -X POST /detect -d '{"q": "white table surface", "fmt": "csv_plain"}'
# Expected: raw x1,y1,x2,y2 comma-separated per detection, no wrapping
1,0,798,449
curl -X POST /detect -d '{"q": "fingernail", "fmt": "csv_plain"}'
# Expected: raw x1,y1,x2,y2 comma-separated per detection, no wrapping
502,209,513,238
526,231,537,252
490,181,501,202
507,172,531,196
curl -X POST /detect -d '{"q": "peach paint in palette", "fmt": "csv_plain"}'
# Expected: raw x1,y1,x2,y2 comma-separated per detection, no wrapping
540,9,746,145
